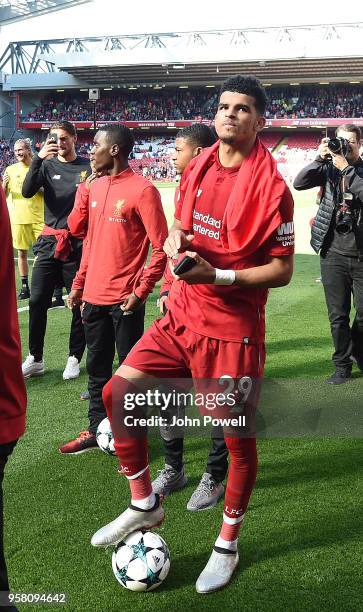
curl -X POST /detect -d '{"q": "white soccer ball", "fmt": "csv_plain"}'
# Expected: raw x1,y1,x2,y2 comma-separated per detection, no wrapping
112,530,171,592
96,417,116,456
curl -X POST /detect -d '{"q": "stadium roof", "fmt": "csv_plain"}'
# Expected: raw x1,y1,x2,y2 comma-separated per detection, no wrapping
0,0,90,24
2,23,363,90
61,57,363,87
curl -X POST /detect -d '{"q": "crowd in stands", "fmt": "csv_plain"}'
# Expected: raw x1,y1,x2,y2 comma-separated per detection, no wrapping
0,139,13,177
23,84,363,123
2,131,362,186
25,90,217,123
130,137,176,181
265,85,363,119
74,136,176,181
0,136,176,182
274,133,322,184
12,84,361,183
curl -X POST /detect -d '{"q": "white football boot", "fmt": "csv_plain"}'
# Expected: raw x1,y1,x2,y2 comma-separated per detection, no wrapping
196,547,239,593
91,495,164,548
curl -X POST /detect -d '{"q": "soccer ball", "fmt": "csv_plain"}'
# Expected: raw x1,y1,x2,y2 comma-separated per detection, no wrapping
96,417,116,456
112,530,171,592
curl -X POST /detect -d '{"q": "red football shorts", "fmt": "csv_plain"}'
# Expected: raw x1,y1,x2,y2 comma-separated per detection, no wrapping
124,310,265,429
125,310,265,379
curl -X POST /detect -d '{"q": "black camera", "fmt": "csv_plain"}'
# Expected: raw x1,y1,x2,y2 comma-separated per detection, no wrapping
336,193,355,235
327,137,350,157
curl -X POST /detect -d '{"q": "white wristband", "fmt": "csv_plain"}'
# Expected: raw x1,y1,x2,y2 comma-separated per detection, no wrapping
214,268,236,285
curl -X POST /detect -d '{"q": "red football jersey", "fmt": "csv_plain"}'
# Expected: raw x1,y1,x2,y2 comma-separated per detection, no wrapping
0,186,26,444
170,152,294,342
72,168,168,304
67,181,89,239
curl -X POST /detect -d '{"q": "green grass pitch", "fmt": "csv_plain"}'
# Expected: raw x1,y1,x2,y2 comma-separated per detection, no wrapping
4,188,362,612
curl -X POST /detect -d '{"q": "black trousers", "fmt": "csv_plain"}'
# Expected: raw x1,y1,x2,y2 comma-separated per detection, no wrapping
0,440,18,612
29,240,85,362
163,436,229,483
159,396,228,482
320,251,363,369
82,302,145,433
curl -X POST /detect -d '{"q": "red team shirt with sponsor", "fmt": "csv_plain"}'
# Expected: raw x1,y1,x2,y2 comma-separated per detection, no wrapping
72,168,168,304
170,151,294,343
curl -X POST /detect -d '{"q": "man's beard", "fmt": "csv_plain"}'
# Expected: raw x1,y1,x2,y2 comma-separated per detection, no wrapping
220,135,236,145
346,152,358,164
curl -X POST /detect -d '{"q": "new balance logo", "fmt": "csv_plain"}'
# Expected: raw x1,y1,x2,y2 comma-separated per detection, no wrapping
52,175,61,180
91,201,97,208
197,189,203,197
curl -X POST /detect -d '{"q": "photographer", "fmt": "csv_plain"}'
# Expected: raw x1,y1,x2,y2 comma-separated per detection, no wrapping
294,124,363,384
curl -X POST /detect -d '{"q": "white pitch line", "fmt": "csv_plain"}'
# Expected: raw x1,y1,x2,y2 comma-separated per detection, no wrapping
17,305,30,313
14,257,36,261
17,294,69,314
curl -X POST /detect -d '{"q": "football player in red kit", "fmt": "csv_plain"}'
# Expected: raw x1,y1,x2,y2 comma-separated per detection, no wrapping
61,125,168,454
155,124,233,510
91,76,295,593
0,185,27,609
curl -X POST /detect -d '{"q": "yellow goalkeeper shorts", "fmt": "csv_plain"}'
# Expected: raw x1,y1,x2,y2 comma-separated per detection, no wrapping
11,222,44,250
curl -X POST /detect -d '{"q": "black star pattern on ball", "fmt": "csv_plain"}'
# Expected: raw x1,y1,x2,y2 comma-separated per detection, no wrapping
146,567,163,587
131,541,149,561
116,566,129,587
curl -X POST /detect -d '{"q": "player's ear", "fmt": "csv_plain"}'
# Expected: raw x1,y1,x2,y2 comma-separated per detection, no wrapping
193,146,203,158
110,143,119,157
255,116,266,133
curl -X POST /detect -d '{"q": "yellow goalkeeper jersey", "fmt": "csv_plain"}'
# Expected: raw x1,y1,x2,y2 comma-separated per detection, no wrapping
5,162,44,225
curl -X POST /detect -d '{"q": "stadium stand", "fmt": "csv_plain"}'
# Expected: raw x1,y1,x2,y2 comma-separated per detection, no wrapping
259,132,282,151
24,84,363,123
265,85,363,118
25,90,217,122
3,84,363,183
0,139,13,176
274,133,322,184
0,132,317,183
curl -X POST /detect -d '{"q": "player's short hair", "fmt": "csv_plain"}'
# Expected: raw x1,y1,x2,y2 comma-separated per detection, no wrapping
50,120,77,136
336,123,361,142
14,138,32,152
99,124,135,158
220,75,267,115
176,124,216,148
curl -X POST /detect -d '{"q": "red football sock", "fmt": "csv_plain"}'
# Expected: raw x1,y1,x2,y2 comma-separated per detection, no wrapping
102,375,149,479
219,436,258,542
128,466,153,502
220,521,243,542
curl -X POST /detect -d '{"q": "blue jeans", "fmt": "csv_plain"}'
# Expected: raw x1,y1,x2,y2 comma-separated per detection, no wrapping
320,251,363,368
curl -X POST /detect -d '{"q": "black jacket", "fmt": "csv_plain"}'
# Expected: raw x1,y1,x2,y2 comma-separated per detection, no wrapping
22,154,90,229
294,157,363,259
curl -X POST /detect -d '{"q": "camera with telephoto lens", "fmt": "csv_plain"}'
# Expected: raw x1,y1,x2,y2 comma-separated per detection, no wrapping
327,137,350,157
336,192,355,235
